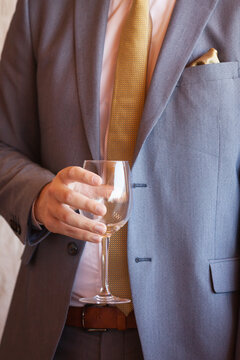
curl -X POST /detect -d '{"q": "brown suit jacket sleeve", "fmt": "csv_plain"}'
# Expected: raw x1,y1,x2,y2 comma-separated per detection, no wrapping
0,0,54,245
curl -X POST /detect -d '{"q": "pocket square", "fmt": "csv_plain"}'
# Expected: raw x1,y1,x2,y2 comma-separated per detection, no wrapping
188,48,220,67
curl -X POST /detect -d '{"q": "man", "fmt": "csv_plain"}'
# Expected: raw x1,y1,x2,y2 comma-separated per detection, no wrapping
1,0,240,359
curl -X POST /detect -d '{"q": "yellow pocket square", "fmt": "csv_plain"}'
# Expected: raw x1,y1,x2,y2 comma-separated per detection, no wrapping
189,48,220,67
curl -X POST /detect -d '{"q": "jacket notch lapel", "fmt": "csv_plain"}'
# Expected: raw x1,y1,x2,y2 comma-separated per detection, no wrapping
133,0,220,166
74,0,110,160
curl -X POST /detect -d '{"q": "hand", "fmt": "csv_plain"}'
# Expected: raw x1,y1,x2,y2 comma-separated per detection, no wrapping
34,166,107,243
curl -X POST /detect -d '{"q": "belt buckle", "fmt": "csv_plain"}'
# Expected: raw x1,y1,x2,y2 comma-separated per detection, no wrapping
82,306,108,332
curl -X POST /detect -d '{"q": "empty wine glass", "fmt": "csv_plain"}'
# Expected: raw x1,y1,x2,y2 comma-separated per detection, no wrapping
79,160,132,305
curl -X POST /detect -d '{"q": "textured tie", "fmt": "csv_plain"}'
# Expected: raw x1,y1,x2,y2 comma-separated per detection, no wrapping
107,0,152,315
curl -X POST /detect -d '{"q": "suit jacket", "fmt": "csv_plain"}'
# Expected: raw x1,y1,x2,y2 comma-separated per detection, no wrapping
1,0,240,359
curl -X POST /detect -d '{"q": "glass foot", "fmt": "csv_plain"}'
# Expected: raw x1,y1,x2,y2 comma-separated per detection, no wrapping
79,294,131,305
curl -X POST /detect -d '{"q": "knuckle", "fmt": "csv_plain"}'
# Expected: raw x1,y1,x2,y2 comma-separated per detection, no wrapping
80,218,90,231
67,166,76,179
47,185,56,197
82,198,91,211
63,189,73,204
62,211,71,224
67,226,78,238
82,171,90,183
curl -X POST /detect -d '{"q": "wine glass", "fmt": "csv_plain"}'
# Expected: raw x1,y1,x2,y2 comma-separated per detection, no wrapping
79,160,132,305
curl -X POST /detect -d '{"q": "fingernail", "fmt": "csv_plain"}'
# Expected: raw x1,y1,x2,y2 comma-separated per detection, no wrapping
94,224,106,235
96,204,106,215
92,235,102,242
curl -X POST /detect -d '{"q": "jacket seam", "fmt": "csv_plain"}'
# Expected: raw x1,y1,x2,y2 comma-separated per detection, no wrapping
213,80,221,259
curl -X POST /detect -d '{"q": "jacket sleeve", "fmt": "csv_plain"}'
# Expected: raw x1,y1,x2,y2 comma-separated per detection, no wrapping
0,0,54,245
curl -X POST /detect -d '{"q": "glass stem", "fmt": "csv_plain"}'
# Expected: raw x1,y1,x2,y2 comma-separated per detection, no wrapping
99,236,111,297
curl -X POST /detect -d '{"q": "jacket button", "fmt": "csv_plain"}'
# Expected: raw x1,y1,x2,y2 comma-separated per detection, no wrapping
67,242,79,256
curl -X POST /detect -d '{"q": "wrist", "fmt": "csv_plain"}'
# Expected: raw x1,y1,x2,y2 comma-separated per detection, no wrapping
34,182,50,225
32,200,44,228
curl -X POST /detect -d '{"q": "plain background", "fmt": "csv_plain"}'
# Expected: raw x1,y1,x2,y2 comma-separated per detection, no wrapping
0,0,23,341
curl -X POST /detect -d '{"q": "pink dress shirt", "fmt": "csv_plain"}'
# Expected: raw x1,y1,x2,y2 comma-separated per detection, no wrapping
71,0,176,305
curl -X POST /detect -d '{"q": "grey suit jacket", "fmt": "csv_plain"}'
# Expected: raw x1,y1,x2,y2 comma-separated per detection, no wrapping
1,0,240,359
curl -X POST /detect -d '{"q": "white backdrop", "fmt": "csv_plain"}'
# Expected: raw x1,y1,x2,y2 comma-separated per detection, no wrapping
0,0,23,340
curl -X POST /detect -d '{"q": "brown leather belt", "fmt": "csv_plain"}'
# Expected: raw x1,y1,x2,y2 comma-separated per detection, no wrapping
66,306,137,331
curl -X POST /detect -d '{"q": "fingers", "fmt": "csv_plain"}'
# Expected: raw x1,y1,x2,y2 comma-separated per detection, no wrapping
58,166,102,186
44,206,106,243
52,203,106,235
34,166,108,243
84,184,114,200
54,187,106,216
47,217,104,243
44,197,107,243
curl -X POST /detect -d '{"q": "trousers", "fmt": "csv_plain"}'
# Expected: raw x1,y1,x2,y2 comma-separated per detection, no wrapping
54,325,144,360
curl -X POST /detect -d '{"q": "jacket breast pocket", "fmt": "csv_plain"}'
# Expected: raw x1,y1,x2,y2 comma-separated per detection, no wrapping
209,258,240,293
178,61,239,86
162,61,240,157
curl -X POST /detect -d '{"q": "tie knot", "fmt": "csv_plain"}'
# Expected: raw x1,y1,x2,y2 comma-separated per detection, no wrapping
131,0,150,15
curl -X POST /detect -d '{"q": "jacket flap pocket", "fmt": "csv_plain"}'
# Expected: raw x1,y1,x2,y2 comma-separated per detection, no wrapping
21,244,38,265
210,258,240,293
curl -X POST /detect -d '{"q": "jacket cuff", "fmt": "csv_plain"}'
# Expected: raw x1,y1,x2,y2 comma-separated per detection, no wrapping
27,210,50,245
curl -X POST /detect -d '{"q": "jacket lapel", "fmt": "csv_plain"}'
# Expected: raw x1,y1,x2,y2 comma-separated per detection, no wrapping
74,0,110,160
133,0,220,165
74,0,220,163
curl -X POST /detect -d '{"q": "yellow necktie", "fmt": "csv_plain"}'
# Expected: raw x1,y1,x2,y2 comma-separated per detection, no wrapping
107,0,152,315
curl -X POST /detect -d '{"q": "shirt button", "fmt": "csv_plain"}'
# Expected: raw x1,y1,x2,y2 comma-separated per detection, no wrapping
67,242,79,256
